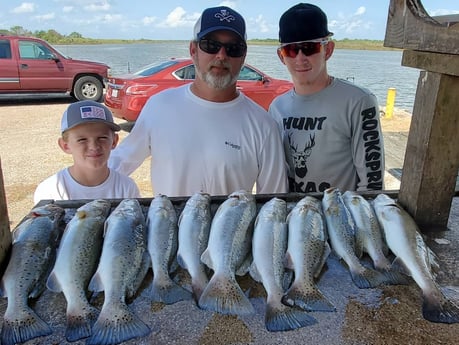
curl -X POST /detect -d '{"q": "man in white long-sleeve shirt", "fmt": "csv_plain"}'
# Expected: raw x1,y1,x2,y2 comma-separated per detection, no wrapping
109,6,288,197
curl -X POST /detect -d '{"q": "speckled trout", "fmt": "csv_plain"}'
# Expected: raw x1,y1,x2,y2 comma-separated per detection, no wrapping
342,191,391,270
147,194,192,304
87,199,151,345
250,197,316,331
283,196,335,312
46,199,111,342
199,190,257,315
373,193,459,324
0,204,65,345
322,187,388,289
177,192,212,301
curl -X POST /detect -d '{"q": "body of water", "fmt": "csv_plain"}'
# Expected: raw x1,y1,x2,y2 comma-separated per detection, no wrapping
56,43,420,112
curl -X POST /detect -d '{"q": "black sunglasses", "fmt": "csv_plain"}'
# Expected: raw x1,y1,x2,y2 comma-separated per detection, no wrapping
198,38,247,58
279,40,328,58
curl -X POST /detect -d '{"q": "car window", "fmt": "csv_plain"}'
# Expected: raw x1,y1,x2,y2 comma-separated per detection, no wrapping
174,65,196,80
19,40,53,59
135,60,179,77
0,40,12,59
238,66,263,81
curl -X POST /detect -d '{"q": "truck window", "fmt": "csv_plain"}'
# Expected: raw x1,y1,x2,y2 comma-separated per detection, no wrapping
0,40,12,59
18,40,53,59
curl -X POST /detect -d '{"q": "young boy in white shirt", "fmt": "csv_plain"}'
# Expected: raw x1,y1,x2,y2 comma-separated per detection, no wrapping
34,100,140,203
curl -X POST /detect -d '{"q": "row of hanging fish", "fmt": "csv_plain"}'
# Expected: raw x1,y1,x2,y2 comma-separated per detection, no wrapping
1,188,458,345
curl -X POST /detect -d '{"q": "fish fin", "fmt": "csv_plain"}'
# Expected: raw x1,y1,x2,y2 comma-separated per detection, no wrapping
378,268,411,286
422,294,459,324
198,272,254,315
46,270,62,293
1,307,52,345
350,266,388,289
390,257,411,277
265,301,316,332
65,304,99,342
282,270,294,291
127,251,151,299
313,243,331,279
426,246,441,273
88,271,104,292
200,249,213,270
283,251,294,271
86,302,150,345
249,262,262,283
29,279,47,299
169,254,180,274
282,284,336,312
236,252,253,276
150,275,192,304
177,252,187,270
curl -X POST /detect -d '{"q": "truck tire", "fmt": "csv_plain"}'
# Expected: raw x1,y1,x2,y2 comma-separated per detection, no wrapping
73,76,104,102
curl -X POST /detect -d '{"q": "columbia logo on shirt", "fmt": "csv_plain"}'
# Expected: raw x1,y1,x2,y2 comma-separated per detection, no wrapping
225,141,241,150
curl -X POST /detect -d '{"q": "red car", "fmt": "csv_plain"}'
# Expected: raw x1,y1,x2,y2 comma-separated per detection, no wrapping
104,57,292,121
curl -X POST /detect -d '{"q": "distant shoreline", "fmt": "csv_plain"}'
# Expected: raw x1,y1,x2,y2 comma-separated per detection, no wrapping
54,38,399,51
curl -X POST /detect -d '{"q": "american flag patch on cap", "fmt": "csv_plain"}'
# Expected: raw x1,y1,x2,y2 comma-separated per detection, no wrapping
80,105,107,120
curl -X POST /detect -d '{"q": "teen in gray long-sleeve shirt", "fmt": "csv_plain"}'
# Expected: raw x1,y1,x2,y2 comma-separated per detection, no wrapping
270,3,384,192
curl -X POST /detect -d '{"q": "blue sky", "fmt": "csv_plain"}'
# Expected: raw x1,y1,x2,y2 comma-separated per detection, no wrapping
1,1,458,40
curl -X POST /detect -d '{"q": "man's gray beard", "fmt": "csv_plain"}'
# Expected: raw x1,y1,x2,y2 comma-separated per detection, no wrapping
200,70,238,89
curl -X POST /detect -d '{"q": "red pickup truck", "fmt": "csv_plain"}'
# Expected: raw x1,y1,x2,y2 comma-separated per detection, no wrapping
0,35,110,102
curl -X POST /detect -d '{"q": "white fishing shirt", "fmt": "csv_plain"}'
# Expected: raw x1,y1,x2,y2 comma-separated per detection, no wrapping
108,84,288,197
269,77,385,193
33,168,140,204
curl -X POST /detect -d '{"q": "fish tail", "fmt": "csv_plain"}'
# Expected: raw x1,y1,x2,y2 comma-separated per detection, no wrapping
379,269,411,286
350,266,388,289
265,301,316,332
282,284,336,312
422,293,459,324
151,275,192,304
198,273,254,315
87,302,150,345
1,308,52,345
65,304,99,342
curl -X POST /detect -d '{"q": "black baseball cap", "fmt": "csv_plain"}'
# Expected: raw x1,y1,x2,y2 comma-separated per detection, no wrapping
279,3,333,43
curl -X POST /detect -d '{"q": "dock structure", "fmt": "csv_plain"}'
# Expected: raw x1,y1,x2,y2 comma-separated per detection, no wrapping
384,0,459,231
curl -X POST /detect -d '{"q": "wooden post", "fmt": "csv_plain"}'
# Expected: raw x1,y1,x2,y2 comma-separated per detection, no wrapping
384,0,459,231
0,157,12,269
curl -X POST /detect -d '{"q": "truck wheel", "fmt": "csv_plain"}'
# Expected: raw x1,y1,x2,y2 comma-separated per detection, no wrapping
73,76,104,102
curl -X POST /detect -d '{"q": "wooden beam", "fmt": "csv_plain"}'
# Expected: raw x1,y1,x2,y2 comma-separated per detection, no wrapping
402,50,459,77
398,71,459,230
0,158,12,269
384,0,459,55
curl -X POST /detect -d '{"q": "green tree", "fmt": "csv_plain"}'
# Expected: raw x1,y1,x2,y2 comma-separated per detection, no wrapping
68,32,83,39
10,25,31,36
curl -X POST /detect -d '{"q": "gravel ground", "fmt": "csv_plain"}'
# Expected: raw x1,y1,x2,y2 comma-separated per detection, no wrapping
0,96,410,229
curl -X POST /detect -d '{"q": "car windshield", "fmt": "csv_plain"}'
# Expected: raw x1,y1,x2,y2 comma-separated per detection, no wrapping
239,66,263,81
134,60,180,77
